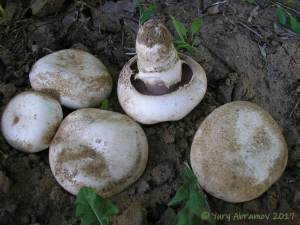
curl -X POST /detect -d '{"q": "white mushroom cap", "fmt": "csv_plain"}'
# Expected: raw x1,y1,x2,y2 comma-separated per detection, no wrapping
191,101,288,203
118,54,207,124
49,108,148,197
1,91,63,153
29,49,112,109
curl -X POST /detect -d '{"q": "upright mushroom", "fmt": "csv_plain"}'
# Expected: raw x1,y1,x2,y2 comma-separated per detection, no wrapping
29,49,112,109
118,20,207,124
190,101,288,203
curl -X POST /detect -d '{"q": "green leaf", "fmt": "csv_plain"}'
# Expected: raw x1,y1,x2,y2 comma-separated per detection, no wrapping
181,163,197,183
289,15,300,35
0,5,5,20
285,0,294,5
191,18,202,35
168,183,190,206
174,40,194,53
75,187,118,225
246,0,256,4
169,163,215,225
176,44,194,53
173,40,187,45
100,99,109,110
187,188,206,218
175,207,189,225
140,4,157,25
297,161,300,168
277,6,287,26
171,16,187,41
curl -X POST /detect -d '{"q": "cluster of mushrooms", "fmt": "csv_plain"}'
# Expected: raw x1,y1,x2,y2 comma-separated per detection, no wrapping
1,20,288,203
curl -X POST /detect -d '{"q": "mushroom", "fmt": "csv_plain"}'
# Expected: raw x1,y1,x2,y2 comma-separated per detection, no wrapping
49,108,148,197
190,101,288,203
29,49,112,109
1,91,63,153
118,20,207,124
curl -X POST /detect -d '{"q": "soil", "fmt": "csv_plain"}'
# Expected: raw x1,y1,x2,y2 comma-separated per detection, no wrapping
0,0,299,225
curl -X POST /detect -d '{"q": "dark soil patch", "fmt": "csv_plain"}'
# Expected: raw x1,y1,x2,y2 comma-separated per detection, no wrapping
0,0,299,225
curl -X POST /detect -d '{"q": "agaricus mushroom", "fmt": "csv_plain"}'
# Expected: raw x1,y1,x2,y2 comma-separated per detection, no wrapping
1,91,63,153
118,20,207,124
29,49,112,109
49,108,148,197
190,101,288,203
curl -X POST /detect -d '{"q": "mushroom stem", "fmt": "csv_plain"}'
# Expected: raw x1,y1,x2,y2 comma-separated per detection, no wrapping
135,20,183,89
135,58,182,89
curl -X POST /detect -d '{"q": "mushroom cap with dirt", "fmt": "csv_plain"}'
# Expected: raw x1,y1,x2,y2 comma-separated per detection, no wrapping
117,20,207,124
190,101,288,203
1,91,63,153
29,49,112,109
49,108,148,197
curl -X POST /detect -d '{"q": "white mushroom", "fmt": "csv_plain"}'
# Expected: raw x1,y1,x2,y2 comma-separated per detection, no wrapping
29,49,112,109
49,108,148,197
190,101,288,203
118,20,207,124
1,91,63,153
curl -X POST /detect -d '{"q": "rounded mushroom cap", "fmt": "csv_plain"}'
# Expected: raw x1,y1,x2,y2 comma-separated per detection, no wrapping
191,101,288,203
49,108,148,197
136,19,178,73
1,91,63,153
29,49,112,109
117,54,207,124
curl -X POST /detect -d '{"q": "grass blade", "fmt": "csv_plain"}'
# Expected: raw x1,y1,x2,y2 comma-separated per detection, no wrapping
100,99,109,110
139,4,157,25
191,18,201,35
277,6,287,26
0,5,5,20
171,16,187,41
289,15,300,35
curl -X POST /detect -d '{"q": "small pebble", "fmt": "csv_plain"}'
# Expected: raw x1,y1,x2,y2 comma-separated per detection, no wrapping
151,162,175,186
161,128,175,144
137,181,150,194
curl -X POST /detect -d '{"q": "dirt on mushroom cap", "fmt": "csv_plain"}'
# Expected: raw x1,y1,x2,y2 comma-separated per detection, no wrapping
1,91,63,153
49,108,148,197
191,101,288,203
29,49,113,109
